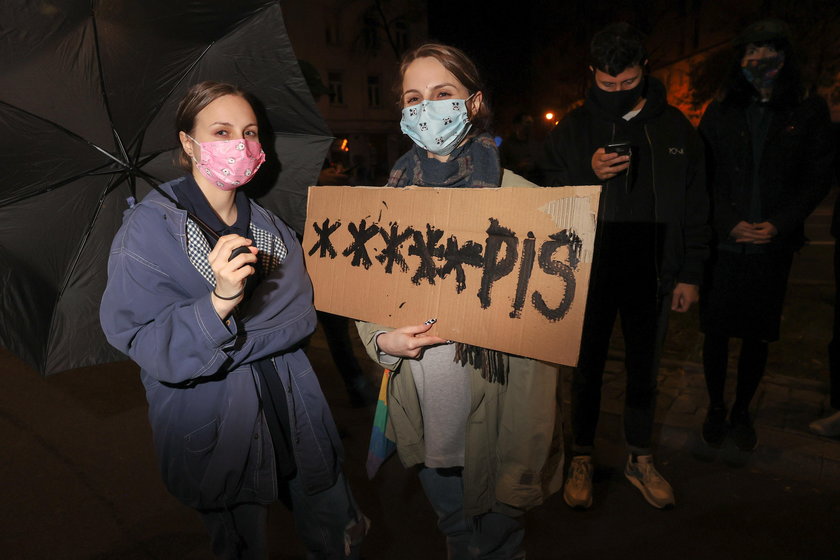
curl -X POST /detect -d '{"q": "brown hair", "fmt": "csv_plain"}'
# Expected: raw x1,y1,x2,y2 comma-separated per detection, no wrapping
394,43,492,132
174,81,249,171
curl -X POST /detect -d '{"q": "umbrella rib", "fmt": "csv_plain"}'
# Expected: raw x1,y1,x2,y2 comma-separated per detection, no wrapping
55,172,129,298
0,162,117,206
130,42,216,154
0,101,127,167
89,9,125,165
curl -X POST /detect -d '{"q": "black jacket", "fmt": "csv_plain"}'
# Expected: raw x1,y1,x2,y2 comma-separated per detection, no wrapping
540,77,709,290
699,96,834,251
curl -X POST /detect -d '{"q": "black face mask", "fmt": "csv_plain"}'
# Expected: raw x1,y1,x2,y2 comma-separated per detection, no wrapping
590,77,645,118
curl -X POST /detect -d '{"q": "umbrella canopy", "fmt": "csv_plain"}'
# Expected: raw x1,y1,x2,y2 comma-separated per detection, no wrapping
0,0,332,375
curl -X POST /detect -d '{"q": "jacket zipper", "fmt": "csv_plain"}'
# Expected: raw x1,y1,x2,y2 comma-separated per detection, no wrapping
644,124,662,295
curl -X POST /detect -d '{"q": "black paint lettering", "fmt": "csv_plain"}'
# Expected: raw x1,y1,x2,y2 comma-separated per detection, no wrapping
510,232,536,318
408,224,445,285
375,222,415,274
478,218,518,309
438,236,484,293
308,218,341,259
531,230,581,321
342,219,379,269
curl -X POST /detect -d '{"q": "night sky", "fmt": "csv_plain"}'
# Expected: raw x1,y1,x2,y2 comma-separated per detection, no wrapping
427,2,539,131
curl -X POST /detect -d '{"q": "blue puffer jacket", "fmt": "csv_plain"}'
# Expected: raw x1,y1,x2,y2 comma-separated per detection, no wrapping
100,178,343,509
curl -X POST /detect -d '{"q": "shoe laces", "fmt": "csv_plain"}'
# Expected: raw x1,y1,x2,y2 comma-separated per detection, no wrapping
635,458,665,486
570,457,592,482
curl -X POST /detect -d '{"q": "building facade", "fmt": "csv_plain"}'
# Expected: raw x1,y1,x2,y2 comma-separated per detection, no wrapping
282,0,428,184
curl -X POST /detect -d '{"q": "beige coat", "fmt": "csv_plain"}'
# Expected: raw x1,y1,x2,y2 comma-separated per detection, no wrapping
356,321,563,518
356,169,564,518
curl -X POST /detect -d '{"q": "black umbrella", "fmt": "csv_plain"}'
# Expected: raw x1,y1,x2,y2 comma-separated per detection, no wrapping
0,0,332,375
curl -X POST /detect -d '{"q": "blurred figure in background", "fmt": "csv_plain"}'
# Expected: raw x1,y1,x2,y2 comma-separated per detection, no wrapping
500,112,541,183
698,19,834,451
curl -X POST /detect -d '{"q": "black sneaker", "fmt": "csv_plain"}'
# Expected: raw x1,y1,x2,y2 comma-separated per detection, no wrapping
702,405,729,448
729,409,758,451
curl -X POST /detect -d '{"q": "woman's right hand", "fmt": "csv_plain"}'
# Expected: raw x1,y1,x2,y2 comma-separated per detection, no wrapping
376,321,449,359
208,234,258,316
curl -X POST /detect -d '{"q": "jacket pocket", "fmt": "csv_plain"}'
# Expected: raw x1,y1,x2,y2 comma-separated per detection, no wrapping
183,419,219,487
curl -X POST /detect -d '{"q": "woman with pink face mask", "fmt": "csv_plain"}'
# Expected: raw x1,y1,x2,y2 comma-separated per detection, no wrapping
100,81,367,559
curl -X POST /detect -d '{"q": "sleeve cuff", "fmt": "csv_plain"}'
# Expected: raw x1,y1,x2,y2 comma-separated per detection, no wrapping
374,331,401,365
195,294,238,349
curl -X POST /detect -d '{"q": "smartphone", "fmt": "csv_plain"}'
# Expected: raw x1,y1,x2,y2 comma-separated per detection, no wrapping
605,142,632,156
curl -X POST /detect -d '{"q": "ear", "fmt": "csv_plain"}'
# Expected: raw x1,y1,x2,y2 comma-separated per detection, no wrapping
179,131,196,160
467,91,483,120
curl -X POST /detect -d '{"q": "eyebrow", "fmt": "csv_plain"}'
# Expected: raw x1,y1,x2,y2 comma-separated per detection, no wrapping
402,83,459,96
210,121,258,127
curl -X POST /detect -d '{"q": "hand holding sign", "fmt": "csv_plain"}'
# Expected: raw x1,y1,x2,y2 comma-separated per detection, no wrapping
376,319,448,359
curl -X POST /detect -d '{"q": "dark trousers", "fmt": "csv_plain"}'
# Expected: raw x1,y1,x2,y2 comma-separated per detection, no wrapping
199,472,362,560
571,257,668,454
830,239,840,410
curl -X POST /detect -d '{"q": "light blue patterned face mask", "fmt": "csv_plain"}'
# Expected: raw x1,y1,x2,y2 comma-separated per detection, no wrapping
400,94,474,156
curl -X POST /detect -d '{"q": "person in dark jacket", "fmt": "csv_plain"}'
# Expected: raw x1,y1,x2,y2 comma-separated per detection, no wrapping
100,81,366,559
541,22,709,511
698,19,834,451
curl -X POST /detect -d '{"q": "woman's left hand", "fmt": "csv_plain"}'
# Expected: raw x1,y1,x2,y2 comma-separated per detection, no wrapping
375,321,448,359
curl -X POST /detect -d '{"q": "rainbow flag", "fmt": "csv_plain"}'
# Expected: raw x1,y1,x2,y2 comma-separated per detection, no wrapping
366,369,396,479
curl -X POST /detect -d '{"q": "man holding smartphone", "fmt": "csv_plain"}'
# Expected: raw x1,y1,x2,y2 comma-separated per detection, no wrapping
540,22,709,510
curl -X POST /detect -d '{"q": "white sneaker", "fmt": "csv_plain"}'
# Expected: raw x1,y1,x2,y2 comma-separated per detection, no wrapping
624,454,675,509
563,455,594,509
809,411,840,437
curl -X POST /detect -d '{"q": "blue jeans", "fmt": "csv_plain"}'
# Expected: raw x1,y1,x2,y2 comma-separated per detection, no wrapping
418,467,525,560
200,472,364,560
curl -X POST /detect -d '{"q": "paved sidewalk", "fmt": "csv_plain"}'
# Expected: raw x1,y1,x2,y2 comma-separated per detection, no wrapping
570,353,840,491
580,188,840,490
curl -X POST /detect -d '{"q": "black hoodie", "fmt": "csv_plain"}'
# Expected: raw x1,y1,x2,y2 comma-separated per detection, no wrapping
540,76,709,291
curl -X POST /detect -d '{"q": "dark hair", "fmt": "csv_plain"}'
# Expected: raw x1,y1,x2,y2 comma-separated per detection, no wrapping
721,38,802,108
394,43,492,132
590,22,648,76
174,81,250,170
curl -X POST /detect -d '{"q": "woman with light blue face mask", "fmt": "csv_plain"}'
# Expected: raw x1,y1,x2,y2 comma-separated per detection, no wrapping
385,44,499,187
357,43,563,560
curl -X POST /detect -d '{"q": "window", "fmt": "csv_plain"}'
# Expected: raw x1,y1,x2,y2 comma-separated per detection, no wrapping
367,75,381,108
325,16,340,45
328,72,344,105
362,13,380,52
394,19,409,54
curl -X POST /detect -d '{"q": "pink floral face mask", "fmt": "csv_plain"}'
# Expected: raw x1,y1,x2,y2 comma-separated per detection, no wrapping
187,134,266,190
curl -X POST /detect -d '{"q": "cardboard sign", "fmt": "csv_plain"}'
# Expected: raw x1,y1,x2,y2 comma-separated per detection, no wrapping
303,185,601,366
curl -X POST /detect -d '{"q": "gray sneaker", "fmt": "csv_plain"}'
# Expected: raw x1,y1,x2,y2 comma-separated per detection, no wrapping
624,454,675,509
563,455,594,509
